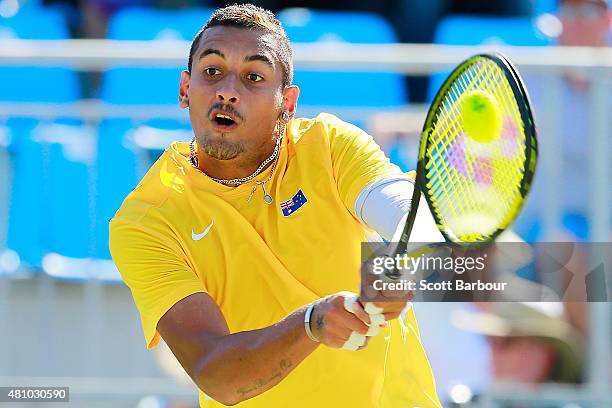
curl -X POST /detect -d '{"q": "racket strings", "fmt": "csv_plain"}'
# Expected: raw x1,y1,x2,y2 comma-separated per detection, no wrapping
428,68,488,227
427,69,480,221
473,62,526,196
424,58,528,242
435,64,523,238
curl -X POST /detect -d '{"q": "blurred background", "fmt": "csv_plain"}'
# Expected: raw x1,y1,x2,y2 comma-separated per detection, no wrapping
0,0,610,406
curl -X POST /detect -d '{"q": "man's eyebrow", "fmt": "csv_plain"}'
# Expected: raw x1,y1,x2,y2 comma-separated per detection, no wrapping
198,49,273,67
244,54,274,67
199,48,224,60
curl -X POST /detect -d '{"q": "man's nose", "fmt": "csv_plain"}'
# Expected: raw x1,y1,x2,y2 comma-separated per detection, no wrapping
216,75,240,104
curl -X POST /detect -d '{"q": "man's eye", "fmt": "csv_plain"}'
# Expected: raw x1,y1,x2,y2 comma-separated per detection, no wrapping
247,73,263,82
204,67,221,76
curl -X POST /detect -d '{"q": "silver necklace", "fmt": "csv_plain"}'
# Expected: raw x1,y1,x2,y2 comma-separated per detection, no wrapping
247,154,278,204
189,135,282,204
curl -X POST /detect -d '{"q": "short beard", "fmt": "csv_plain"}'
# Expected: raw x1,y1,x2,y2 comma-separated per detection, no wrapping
200,135,245,160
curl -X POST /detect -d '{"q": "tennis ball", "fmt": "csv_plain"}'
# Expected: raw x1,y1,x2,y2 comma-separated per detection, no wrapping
460,90,502,143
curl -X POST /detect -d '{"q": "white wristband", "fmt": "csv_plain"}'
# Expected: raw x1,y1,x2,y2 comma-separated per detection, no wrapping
304,303,319,342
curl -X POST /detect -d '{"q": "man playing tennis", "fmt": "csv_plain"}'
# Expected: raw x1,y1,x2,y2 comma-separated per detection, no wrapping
110,4,441,407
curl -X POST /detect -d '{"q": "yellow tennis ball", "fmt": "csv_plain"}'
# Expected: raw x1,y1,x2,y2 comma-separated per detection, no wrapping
460,90,502,143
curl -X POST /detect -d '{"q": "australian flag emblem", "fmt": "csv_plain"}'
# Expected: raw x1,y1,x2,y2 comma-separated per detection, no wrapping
280,189,308,217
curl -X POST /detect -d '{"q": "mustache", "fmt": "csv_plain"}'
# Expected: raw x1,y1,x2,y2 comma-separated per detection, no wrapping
207,103,244,122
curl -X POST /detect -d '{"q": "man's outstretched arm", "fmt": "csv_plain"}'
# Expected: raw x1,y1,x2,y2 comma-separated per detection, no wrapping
158,292,371,406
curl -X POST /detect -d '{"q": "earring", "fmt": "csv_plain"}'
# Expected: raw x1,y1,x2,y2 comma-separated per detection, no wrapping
280,110,290,123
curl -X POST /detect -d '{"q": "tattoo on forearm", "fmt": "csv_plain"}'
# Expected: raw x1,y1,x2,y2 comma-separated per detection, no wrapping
235,359,294,398
316,311,324,331
236,371,281,397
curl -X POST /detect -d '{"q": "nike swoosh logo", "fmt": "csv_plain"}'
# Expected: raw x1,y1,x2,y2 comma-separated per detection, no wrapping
192,220,214,241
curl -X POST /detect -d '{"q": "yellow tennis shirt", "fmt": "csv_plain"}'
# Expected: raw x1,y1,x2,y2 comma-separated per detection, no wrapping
109,113,441,407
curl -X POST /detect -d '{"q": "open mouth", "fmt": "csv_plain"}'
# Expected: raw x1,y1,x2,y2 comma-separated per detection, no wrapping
209,109,241,131
213,113,236,127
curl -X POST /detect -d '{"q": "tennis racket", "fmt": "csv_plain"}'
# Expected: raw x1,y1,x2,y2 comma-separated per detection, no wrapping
344,53,538,342
391,52,538,266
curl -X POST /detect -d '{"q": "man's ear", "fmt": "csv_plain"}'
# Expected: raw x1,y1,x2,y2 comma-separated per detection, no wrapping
282,85,299,118
179,70,191,108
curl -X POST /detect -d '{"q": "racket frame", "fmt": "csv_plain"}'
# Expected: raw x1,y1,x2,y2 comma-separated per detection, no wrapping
394,52,538,258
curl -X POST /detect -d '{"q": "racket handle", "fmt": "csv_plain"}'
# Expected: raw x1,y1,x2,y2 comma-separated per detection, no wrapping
395,187,422,256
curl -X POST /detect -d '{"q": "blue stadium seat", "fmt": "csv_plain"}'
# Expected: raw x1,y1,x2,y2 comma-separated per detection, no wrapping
0,8,86,272
95,8,212,260
102,7,214,105
2,119,45,270
0,9,78,103
534,0,558,15
428,15,554,100
277,8,408,127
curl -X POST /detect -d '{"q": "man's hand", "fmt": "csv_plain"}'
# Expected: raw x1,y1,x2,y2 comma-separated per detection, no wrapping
309,292,379,351
360,270,415,322
359,253,415,323
360,297,413,322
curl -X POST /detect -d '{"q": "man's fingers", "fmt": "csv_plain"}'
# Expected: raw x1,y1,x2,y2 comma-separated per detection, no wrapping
383,312,401,321
343,294,359,314
318,292,393,351
348,298,374,326
329,326,366,351
363,302,384,315
342,293,378,327
369,313,385,327
325,299,369,337
365,322,382,336
365,301,407,315
343,296,389,336
360,299,416,325
382,303,413,321
341,331,367,351
356,337,371,351
342,312,370,336
378,289,414,302
327,335,346,349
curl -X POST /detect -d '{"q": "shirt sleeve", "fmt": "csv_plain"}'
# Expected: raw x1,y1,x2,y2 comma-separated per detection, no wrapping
325,114,407,219
109,216,206,349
